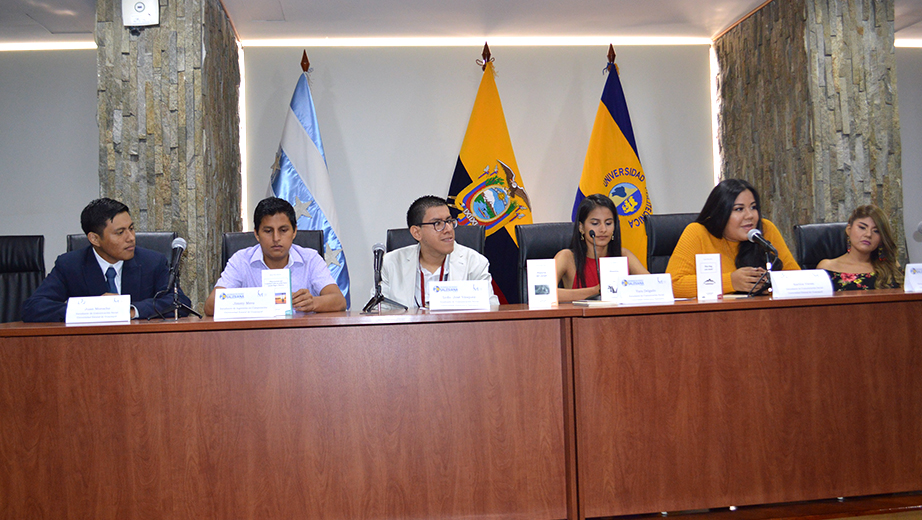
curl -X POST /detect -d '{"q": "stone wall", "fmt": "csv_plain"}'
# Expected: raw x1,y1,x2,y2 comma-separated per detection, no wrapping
96,0,241,310
715,0,905,262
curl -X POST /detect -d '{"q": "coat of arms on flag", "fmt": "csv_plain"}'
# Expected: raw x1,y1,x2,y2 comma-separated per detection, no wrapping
453,160,530,234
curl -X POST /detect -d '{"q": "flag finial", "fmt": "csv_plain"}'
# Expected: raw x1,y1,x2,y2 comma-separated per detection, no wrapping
301,50,310,72
606,44,619,75
481,42,492,71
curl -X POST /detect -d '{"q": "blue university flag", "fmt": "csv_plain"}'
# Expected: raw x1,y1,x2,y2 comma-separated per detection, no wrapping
573,48,652,267
269,65,351,307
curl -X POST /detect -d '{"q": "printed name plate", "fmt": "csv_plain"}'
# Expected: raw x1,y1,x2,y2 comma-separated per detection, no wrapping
599,256,629,303
904,263,922,293
770,269,833,299
66,295,131,324
261,268,293,315
695,253,723,301
619,273,675,305
213,287,277,320
527,258,558,309
428,280,492,311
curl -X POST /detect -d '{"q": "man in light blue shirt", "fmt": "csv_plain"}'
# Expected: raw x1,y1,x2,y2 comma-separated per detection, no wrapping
204,197,346,315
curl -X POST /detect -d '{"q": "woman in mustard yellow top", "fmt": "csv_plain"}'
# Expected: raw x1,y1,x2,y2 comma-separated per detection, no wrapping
666,179,800,298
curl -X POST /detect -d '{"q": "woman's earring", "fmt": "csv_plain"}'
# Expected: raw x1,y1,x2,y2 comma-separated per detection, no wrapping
877,247,885,261
580,232,585,241
846,235,851,253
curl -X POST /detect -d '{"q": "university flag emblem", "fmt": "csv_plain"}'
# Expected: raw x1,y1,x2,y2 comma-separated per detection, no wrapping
448,50,533,304
573,48,652,267
269,53,351,307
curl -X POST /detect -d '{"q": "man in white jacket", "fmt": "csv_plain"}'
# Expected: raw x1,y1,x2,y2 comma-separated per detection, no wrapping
381,195,498,308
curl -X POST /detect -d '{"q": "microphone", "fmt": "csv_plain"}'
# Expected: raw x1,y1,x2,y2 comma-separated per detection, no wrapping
747,228,777,255
589,230,601,287
166,237,187,291
372,242,385,287
362,242,407,312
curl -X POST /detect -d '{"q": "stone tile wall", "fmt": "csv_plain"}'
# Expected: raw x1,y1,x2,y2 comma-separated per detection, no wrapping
96,0,241,310
715,0,905,262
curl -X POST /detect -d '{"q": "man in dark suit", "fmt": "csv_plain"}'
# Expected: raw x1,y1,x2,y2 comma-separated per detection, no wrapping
21,198,190,322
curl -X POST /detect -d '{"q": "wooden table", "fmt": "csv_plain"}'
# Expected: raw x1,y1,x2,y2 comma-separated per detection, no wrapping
2,291,920,520
0,307,579,520
573,290,922,518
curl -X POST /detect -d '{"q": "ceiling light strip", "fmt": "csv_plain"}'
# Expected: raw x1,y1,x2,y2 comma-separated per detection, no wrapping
240,36,712,48
0,42,97,51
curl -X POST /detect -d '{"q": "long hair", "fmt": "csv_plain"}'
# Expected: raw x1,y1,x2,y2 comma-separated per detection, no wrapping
571,194,622,287
848,204,902,288
695,179,782,269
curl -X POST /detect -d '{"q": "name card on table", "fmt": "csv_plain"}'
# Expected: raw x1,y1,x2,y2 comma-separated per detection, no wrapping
695,253,723,301
428,280,492,311
599,256,629,303
770,270,833,299
213,287,277,320
66,295,131,324
261,268,293,315
903,264,922,292
527,259,558,309
619,273,675,305
904,264,922,293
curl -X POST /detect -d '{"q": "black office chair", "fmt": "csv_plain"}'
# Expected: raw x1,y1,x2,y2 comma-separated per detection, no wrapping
793,222,848,270
221,230,324,269
67,232,178,263
514,222,573,303
643,213,698,274
385,225,486,254
0,235,45,323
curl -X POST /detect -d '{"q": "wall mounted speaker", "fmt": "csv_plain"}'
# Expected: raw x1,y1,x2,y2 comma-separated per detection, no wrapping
122,0,159,27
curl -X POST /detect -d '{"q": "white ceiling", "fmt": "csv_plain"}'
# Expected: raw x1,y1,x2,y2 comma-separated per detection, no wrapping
2,0,922,44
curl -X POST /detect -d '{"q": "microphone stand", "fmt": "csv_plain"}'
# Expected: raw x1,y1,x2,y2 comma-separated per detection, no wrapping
746,250,776,298
589,230,602,300
151,262,201,320
362,282,406,313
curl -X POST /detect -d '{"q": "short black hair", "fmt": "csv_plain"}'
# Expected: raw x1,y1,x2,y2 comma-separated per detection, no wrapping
407,195,449,228
254,197,297,229
81,198,130,236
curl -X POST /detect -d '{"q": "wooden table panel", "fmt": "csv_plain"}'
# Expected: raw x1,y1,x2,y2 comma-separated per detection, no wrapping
574,297,922,518
0,318,569,519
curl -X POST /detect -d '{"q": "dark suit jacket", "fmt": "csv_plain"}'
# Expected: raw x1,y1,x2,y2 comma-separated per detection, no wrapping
21,246,191,322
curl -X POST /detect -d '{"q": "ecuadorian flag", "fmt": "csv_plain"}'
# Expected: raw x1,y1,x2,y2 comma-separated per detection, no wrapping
573,55,652,268
448,59,533,304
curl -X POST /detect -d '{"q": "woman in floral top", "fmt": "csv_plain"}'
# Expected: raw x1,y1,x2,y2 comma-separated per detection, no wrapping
816,205,902,290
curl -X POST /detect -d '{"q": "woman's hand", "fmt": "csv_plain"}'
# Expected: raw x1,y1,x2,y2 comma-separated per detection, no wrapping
730,267,767,293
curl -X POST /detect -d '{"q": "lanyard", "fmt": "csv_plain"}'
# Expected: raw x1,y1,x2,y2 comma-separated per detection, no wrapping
418,257,446,308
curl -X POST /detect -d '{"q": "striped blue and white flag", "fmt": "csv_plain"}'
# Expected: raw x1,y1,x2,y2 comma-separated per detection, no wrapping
269,69,351,308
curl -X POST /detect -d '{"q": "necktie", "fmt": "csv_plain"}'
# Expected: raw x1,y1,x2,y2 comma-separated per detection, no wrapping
105,266,118,294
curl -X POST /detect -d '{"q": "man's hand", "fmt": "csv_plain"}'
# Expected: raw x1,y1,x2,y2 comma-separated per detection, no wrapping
292,289,316,312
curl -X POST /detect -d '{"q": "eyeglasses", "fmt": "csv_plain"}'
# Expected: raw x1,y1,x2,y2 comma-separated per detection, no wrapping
417,218,458,232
